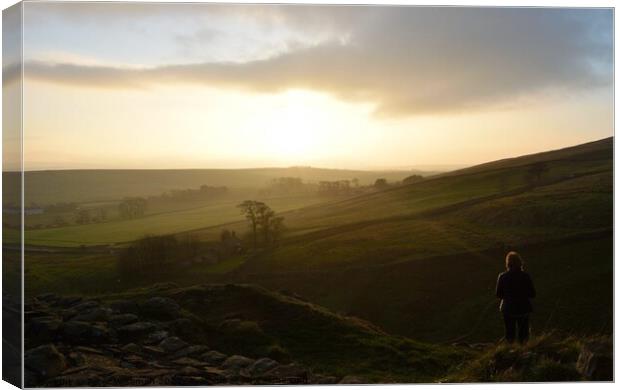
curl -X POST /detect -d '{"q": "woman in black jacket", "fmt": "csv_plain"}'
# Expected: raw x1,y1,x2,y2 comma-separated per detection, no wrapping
495,251,536,344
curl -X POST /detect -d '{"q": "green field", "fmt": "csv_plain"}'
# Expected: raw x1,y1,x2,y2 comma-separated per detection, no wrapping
20,194,346,246
18,137,613,348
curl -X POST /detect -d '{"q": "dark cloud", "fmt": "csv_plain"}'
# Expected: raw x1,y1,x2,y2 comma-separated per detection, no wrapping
24,7,612,116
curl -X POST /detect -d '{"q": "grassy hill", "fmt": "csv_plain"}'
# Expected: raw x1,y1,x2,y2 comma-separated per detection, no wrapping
207,137,613,341
20,137,613,347
97,282,466,383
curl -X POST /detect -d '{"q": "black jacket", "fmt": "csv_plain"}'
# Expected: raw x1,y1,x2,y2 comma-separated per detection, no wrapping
496,270,536,315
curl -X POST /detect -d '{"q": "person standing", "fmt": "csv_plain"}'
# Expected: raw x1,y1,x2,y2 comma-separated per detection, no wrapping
495,251,536,344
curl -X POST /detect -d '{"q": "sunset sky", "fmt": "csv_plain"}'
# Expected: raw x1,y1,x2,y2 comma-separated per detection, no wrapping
9,3,614,170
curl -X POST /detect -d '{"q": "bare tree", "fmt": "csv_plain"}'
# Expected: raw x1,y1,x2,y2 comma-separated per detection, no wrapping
238,200,266,249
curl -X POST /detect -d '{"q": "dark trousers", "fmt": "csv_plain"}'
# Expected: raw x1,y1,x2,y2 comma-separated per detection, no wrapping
503,313,530,344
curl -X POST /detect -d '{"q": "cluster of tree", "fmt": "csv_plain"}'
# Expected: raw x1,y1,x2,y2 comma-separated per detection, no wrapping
402,174,424,185
74,207,108,225
237,201,285,249
268,177,306,194
43,202,78,213
374,178,389,189
318,180,353,196
118,197,148,219
117,234,200,280
152,185,228,202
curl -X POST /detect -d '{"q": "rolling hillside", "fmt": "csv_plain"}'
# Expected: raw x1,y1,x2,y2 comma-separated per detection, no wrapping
21,137,613,346
11,167,425,205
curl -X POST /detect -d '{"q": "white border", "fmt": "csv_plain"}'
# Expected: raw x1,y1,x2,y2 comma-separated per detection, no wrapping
0,1,616,390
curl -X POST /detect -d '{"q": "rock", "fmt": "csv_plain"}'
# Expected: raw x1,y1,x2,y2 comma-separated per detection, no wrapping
25,344,66,379
61,321,111,344
144,330,169,345
222,355,255,371
67,352,86,367
109,299,139,314
69,300,100,313
577,339,613,381
108,313,139,328
159,337,189,353
57,296,83,308
172,357,205,367
72,307,112,322
142,346,166,356
170,344,210,359
140,297,180,320
339,375,366,384
312,374,339,384
261,363,308,384
201,350,228,366
169,318,197,339
116,322,156,341
123,355,149,368
170,375,207,386
248,357,279,376
28,316,62,343
121,343,142,354
203,367,228,382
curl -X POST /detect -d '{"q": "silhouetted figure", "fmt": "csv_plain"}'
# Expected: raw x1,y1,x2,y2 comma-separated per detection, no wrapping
495,251,536,344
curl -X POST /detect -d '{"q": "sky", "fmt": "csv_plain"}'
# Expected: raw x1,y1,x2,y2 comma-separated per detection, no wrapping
7,3,614,170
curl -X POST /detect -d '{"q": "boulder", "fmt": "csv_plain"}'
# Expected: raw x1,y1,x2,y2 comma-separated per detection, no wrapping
140,297,180,320
172,357,205,367
169,318,197,339
72,307,112,323
260,363,308,384
170,344,210,360
248,357,279,376
24,344,66,380
121,343,142,354
170,375,207,386
144,330,169,345
159,337,189,353
61,321,111,344
67,352,86,367
577,339,613,381
69,301,100,313
116,322,157,341
201,350,228,366
57,296,83,308
222,355,255,371
109,299,139,314
28,316,62,343
339,375,366,384
108,313,139,328
202,367,228,383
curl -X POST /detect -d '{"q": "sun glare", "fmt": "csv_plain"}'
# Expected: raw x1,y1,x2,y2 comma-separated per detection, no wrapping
255,90,344,163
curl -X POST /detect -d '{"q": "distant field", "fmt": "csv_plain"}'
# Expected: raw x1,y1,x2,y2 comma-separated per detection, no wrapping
10,167,423,204
20,193,344,246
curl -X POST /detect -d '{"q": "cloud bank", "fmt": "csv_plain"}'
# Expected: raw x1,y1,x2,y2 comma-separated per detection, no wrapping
24,6,612,116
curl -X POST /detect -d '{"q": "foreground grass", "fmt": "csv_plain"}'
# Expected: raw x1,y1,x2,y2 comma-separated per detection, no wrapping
446,332,612,382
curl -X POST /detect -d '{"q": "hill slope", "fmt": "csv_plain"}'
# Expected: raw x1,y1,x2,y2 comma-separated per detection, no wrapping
25,283,466,385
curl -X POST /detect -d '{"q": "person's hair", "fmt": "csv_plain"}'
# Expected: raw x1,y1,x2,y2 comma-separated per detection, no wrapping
505,251,524,271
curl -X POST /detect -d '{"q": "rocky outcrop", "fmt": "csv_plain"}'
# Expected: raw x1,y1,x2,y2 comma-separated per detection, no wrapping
576,338,613,381
24,292,336,387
